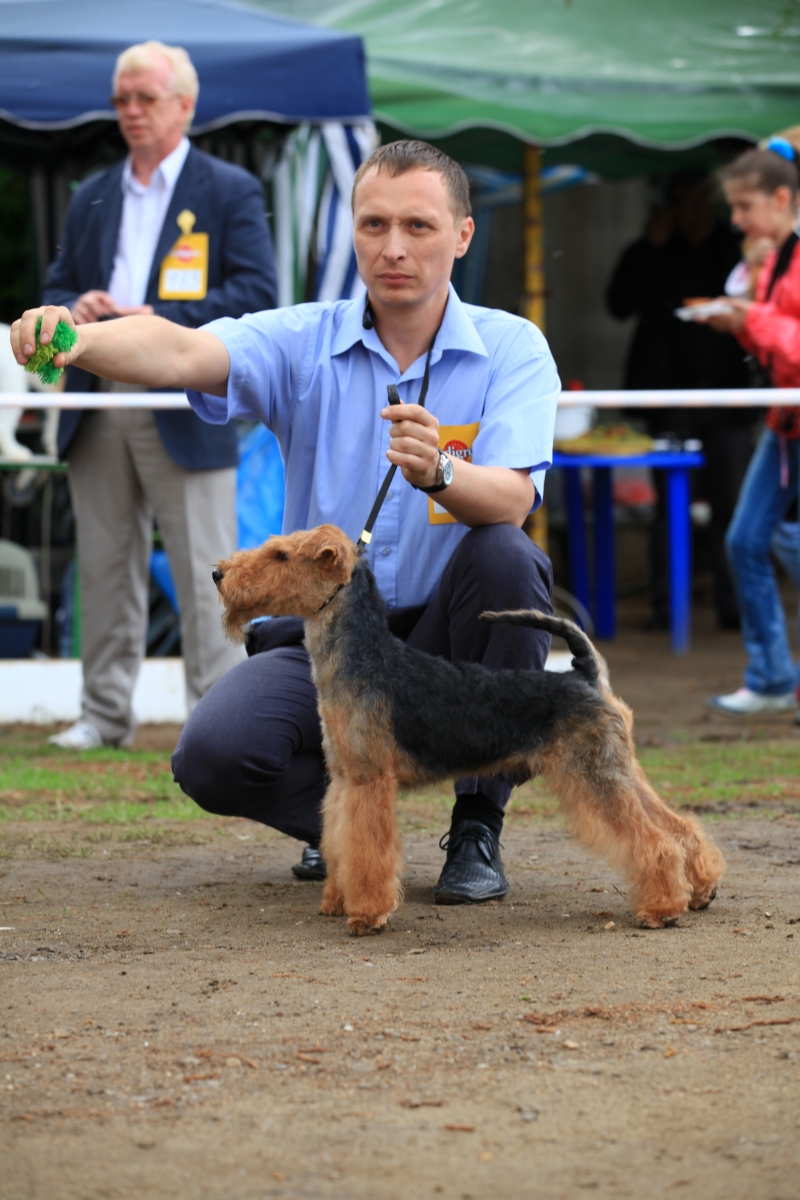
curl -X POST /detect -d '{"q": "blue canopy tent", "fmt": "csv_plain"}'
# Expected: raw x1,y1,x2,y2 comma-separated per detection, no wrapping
0,0,370,133
0,0,372,291
0,0,373,584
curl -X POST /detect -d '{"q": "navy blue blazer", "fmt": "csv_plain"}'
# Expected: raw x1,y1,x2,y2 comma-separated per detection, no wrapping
43,146,277,469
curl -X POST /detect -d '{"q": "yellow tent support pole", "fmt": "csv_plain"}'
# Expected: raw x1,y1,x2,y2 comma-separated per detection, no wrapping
523,145,545,333
522,144,549,554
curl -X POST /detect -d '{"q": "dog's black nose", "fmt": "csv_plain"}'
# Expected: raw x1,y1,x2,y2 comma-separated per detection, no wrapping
212,569,223,585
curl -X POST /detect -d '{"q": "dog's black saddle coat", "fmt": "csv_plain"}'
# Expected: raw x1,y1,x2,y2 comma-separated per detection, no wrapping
326,560,605,778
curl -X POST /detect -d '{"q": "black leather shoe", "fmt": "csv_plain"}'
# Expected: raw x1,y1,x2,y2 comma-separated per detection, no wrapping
434,820,509,904
291,846,327,880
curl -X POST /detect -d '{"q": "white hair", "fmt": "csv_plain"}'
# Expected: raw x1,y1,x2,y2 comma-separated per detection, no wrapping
113,41,199,129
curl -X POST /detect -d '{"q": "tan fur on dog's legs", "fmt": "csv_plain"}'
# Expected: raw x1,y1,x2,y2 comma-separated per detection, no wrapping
330,772,402,936
602,691,725,912
630,763,725,910
543,759,692,927
319,778,346,917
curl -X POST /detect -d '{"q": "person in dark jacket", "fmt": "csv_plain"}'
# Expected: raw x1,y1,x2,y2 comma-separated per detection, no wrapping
606,170,754,630
43,40,277,749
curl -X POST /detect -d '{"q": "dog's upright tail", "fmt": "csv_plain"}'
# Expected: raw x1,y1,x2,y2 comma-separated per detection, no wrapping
480,609,601,688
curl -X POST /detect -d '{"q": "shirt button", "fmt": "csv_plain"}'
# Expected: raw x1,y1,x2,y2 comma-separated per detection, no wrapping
381,546,391,557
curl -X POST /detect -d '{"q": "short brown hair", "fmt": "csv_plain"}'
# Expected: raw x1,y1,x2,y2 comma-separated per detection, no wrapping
352,140,472,219
720,147,799,197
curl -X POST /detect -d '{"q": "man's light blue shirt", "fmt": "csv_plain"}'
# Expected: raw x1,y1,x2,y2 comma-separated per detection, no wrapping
188,285,560,609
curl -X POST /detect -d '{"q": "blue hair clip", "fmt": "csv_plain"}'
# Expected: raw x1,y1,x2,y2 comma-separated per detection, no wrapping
765,136,798,163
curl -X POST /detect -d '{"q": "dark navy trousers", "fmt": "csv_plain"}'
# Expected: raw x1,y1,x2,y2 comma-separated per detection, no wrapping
171,524,553,845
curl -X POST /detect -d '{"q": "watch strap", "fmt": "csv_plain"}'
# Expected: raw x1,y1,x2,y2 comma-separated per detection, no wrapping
417,450,451,494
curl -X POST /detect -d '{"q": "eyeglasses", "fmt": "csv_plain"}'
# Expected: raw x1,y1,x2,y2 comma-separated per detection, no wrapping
110,93,176,110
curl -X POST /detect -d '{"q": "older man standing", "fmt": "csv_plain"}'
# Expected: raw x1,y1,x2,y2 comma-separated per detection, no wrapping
44,41,277,749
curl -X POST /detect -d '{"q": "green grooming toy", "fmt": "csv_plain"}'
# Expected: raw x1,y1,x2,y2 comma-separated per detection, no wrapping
25,316,78,385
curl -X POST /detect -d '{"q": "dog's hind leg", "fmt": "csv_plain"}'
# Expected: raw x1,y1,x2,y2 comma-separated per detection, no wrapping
338,772,402,936
319,777,347,917
630,762,725,910
543,748,692,928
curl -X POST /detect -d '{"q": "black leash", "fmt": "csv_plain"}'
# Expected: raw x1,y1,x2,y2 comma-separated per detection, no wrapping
357,303,440,548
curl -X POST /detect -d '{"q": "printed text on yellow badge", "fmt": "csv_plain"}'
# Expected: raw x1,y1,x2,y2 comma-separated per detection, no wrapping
158,209,209,301
429,422,480,524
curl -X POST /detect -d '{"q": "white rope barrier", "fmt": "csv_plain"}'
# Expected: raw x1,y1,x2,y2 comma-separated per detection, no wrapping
558,388,800,408
0,392,191,409
1,388,799,410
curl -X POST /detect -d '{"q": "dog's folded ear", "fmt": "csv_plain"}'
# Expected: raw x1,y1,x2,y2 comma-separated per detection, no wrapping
292,524,356,585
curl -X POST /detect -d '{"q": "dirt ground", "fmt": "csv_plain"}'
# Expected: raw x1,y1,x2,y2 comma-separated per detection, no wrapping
2,598,800,1200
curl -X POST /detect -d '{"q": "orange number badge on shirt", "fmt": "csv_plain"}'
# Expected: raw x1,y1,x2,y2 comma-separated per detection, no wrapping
158,209,209,301
428,422,480,525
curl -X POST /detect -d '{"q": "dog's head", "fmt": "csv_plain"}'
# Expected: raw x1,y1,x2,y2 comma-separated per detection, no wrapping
212,524,358,641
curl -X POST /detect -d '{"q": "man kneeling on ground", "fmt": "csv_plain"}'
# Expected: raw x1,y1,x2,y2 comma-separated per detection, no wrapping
12,141,560,905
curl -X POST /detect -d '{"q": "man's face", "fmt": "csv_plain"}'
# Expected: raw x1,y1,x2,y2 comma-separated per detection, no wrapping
352,167,474,310
114,59,193,156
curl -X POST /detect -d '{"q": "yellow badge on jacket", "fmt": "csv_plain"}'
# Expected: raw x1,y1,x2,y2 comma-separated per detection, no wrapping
429,422,480,525
158,209,209,300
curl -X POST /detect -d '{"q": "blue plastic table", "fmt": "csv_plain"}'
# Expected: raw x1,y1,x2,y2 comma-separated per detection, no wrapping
551,451,705,654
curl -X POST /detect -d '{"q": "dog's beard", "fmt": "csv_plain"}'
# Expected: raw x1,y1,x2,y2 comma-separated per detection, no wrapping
220,606,252,643
218,587,272,643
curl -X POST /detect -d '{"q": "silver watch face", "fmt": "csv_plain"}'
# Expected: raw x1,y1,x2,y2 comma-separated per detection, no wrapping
440,454,454,486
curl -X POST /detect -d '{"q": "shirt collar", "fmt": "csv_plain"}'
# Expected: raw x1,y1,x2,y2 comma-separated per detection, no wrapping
122,136,190,195
331,283,488,373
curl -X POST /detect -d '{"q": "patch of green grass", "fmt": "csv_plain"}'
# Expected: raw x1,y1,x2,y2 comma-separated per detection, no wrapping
1,728,798,827
636,740,800,808
0,727,204,824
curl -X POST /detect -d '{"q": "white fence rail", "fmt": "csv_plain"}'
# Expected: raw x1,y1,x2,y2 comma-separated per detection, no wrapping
1,388,799,410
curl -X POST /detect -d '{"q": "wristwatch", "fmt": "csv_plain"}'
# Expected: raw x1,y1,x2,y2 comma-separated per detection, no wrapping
417,450,455,495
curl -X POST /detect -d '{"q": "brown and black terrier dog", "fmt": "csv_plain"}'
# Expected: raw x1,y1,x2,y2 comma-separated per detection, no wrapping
212,525,725,936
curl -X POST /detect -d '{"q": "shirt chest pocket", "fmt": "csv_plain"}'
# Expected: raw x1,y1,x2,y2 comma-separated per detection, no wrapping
429,421,480,525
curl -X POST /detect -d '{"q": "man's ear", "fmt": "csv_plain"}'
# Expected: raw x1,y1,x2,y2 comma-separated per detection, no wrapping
454,216,475,260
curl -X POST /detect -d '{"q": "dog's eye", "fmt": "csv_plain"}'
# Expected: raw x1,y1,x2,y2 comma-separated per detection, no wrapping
274,550,289,562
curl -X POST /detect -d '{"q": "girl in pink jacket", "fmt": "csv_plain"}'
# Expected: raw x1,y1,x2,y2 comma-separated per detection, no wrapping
705,143,800,717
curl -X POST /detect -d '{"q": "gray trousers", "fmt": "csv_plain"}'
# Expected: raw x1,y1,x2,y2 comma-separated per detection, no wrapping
68,408,245,743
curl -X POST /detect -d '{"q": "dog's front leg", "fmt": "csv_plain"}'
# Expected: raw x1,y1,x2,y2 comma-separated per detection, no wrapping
319,777,346,917
338,772,402,936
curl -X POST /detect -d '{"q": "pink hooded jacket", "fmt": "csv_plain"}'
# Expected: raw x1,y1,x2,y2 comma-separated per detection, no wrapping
739,236,800,438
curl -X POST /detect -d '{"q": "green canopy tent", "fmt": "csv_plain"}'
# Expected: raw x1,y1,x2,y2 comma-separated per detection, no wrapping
249,0,800,176
249,0,800,330
249,0,800,315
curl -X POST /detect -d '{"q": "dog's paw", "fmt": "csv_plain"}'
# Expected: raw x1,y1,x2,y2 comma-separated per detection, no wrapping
319,898,345,917
688,886,717,911
638,912,681,929
347,913,388,936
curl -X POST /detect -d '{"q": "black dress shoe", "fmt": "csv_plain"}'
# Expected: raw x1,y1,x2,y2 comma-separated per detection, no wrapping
433,820,509,904
291,846,327,880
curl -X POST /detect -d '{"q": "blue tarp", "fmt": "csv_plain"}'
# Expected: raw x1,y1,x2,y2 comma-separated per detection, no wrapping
237,424,286,550
0,0,370,130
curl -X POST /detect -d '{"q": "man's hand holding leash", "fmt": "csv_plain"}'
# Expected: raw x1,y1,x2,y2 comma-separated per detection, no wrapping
382,400,441,489
381,397,534,527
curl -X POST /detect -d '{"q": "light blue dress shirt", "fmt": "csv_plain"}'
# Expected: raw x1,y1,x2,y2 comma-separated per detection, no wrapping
188,285,560,609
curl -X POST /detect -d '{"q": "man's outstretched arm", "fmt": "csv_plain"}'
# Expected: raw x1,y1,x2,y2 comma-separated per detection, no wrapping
11,306,231,398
